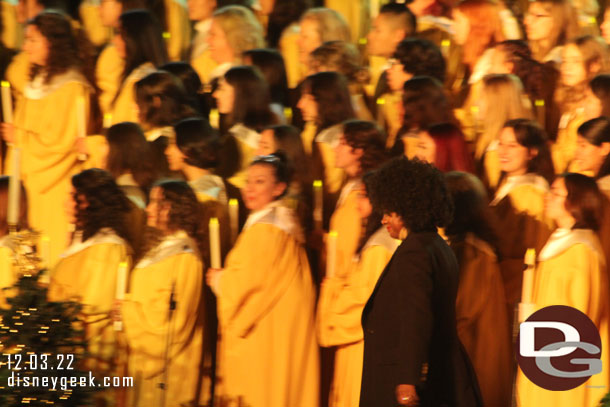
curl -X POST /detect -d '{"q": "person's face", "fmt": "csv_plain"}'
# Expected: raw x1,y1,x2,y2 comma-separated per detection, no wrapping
297,91,318,122
367,14,403,58
165,139,187,172
415,130,436,164
333,133,362,174
187,0,216,21
99,141,110,170
20,0,43,22
64,185,79,225
242,164,286,211
356,184,373,219
524,2,554,42
99,0,122,27
544,177,571,223
256,129,276,156
498,127,531,176
208,19,233,63
452,9,470,46
212,78,235,114
561,44,588,87
381,212,405,239
23,25,49,67
602,8,610,44
574,135,610,174
146,186,170,230
298,19,321,64
489,48,513,74
583,87,603,120
112,30,126,59
387,59,413,92
259,0,275,16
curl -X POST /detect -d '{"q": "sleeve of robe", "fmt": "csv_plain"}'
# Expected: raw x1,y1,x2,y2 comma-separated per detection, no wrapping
165,0,191,61
79,0,110,47
121,253,202,361
95,45,123,115
328,190,362,278
1,1,21,50
217,223,310,338
317,244,392,347
5,51,29,96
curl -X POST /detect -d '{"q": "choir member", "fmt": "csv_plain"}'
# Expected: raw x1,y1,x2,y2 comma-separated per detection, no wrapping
243,48,289,121
415,123,474,173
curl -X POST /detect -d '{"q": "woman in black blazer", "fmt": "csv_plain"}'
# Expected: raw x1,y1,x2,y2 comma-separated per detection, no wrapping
361,157,481,407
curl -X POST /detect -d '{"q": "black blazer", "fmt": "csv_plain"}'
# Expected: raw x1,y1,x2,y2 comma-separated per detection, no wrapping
360,231,481,407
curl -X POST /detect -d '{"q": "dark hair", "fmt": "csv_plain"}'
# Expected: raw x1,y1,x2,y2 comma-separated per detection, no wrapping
243,49,288,106
302,71,355,131
562,172,603,230
425,123,474,173
359,171,385,253
117,10,168,88
174,117,220,169
71,169,132,243
159,62,204,113
266,124,312,188
224,65,277,132
393,38,446,82
378,2,417,37
401,76,454,131
135,70,196,128
28,11,96,87
342,120,388,175
0,176,28,236
577,117,610,178
367,157,453,232
496,40,546,101
309,41,370,85
590,74,610,116
153,180,204,253
105,122,159,191
503,118,555,184
266,0,311,48
250,151,292,197
444,171,499,253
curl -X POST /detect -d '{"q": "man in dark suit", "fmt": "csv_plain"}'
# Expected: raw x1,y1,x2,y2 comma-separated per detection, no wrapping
360,157,481,407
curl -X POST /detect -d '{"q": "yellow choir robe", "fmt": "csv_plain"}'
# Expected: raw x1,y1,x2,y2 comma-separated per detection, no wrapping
490,174,552,316
376,92,402,149
10,70,93,265
109,62,155,125
5,51,29,97
552,109,585,174
189,173,228,205
314,124,347,196
325,0,369,44
96,44,123,115
328,180,362,279
279,24,304,89
451,233,512,407
0,235,16,307
122,230,206,407
164,0,192,61
517,228,610,407
79,0,111,47
227,123,260,189
191,49,218,86
1,0,21,50
317,227,399,407
48,228,130,378
215,201,319,407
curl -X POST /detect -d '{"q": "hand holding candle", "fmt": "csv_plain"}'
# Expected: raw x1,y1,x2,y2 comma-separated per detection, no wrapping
209,217,221,269
326,230,338,279
313,180,323,231
114,261,128,331
1,81,13,124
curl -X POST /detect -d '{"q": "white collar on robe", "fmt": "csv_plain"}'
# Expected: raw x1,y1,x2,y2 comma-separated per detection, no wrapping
117,173,147,209
136,230,198,268
188,174,227,205
597,175,610,194
336,178,361,209
191,19,212,59
24,69,90,100
145,126,174,142
126,62,156,85
243,200,304,243
361,226,401,255
60,228,126,260
315,123,343,146
491,173,549,206
230,123,260,150
538,228,604,264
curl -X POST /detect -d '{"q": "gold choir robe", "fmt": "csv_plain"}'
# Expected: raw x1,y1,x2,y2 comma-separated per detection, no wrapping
164,0,192,61
96,45,123,115
517,228,610,407
10,70,93,265
79,0,111,47
5,51,29,96
122,231,206,407
0,235,16,307
109,63,156,125
227,123,260,189
279,24,304,89
552,109,585,174
48,229,130,378
317,227,399,407
451,233,512,407
328,180,362,278
314,124,347,197
1,0,21,50
215,201,319,407
377,92,402,149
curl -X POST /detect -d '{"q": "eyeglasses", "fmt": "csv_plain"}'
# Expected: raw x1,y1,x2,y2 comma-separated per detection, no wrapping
253,154,280,164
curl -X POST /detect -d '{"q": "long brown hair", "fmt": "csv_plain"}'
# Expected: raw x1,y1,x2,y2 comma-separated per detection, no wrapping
456,0,505,69
527,0,580,61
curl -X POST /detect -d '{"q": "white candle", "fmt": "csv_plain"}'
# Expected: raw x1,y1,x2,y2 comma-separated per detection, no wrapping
313,180,323,230
103,113,113,129
326,230,338,278
7,147,20,228
114,261,128,331
228,199,238,244
521,248,536,304
209,217,221,269
1,81,13,124
209,109,220,129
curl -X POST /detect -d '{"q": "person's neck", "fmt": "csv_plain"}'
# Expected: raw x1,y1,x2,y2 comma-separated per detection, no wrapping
556,217,576,230
183,166,211,181
345,165,361,179
507,168,528,178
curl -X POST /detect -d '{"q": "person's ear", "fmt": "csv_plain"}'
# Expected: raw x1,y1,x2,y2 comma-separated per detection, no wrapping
601,142,610,157
153,95,162,109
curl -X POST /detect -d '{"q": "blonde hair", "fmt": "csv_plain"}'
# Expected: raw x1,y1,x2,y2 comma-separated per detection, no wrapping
476,74,534,158
300,7,351,44
529,0,580,61
309,41,370,85
457,0,505,68
213,5,265,63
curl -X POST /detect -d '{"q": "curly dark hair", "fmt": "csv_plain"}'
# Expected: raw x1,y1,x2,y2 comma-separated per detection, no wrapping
342,120,388,175
367,157,453,232
563,172,603,231
393,38,446,82
72,168,132,245
590,74,610,117
401,76,454,131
